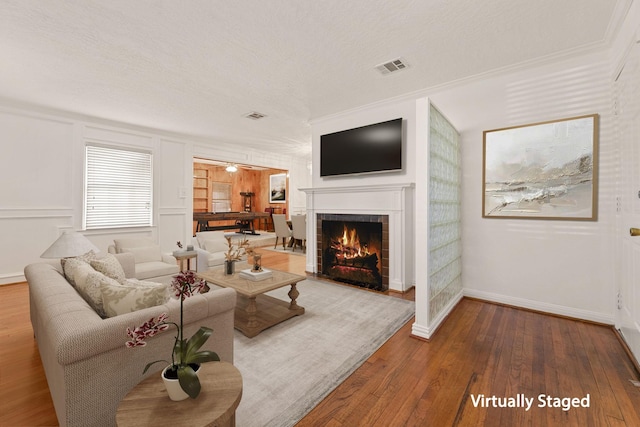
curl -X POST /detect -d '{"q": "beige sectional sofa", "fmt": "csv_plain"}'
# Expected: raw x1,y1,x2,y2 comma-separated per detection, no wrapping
25,252,236,427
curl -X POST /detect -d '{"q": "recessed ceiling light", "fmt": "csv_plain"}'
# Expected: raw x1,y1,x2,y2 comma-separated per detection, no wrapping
225,164,238,172
375,58,409,75
245,111,267,120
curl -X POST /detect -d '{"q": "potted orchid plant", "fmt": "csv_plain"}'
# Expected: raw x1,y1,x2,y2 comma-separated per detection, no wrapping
125,270,219,400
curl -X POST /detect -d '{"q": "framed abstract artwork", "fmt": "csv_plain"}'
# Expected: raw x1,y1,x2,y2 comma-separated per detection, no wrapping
482,114,599,220
269,173,286,203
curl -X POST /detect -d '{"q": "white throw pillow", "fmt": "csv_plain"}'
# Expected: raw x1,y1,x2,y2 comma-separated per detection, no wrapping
90,253,126,282
120,245,162,263
203,239,229,253
101,279,169,317
77,270,121,318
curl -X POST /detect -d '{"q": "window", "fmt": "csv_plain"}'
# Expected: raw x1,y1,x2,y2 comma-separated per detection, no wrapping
211,182,232,212
84,144,153,229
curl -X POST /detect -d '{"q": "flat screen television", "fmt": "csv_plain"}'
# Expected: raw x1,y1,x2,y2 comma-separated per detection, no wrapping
320,118,403,177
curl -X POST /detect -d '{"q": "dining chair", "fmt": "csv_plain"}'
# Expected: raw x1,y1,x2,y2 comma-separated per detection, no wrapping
290,214,306,253
272,214,292,250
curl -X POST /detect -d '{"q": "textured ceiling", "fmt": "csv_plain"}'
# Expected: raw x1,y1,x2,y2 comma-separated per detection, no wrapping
0,1,624,157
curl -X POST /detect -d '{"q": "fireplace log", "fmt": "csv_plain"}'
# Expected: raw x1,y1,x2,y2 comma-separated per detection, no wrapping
335,253,378,270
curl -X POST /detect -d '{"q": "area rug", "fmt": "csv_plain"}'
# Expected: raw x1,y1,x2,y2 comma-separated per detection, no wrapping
261,245,306,256
232,278,415,427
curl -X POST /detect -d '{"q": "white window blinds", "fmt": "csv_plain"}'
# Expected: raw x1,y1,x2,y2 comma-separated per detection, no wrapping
85,144,153,229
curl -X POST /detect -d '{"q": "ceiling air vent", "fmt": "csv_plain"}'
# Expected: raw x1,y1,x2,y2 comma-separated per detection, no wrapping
245,111,267,120
375,58,409,75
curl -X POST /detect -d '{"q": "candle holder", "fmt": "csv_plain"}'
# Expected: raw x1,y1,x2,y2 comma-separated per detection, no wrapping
252,254,262,272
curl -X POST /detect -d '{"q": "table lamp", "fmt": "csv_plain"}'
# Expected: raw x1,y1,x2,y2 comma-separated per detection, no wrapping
41,230,100,258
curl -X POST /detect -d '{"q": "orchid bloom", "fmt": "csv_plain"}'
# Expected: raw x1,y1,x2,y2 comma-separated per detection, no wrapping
125,313,170,348
170,270,206,300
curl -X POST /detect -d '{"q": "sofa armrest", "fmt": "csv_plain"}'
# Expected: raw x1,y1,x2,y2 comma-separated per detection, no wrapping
161,253,177,264
191,236,202,250
195,248,211,272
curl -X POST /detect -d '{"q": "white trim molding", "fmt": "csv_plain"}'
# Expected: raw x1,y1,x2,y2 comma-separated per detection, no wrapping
464,288,615,325
301,183,415,292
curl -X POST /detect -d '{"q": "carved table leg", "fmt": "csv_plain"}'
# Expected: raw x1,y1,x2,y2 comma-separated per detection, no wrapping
288,283,300,310
246,296,258,329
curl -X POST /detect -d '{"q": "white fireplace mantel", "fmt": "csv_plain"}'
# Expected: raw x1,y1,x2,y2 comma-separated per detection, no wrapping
300,183,415,292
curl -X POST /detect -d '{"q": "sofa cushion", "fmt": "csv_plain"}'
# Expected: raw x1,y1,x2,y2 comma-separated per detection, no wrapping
202,239,229,253
195,231,227,247
135,261,180,280
62,251,98,286
72,262,97,288
101,279,169,317
113,238,156,253
205,251,227,267
120,245,162,263
90,253,126,282
76,270,121,317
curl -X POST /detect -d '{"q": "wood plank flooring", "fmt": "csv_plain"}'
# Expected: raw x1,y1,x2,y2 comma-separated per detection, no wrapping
2,249,640,426
298,299,640,427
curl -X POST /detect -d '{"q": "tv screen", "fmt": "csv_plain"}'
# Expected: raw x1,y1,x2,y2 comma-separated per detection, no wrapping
320,118,403,177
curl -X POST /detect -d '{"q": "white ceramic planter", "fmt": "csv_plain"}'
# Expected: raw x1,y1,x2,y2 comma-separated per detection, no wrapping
161,365,200,401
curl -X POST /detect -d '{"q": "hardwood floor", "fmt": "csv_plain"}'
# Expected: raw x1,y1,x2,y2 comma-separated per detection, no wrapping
2,249,640,426
298,300,640,427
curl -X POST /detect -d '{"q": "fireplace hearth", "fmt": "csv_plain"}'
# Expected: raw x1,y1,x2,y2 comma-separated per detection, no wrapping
317,214,389,291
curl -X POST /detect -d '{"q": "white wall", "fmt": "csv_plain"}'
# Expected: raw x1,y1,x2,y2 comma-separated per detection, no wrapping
0,105,310,285
430,51,616,323
310,46,617,325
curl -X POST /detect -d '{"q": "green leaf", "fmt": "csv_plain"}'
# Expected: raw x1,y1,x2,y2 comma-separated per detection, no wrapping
142,360,168,375
184,327,213,358
173,339,187,364
187,351,220,365
177,364,201,398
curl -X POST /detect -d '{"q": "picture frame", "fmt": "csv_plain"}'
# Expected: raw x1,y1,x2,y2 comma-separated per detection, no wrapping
269,173,287,203
482,114,599,220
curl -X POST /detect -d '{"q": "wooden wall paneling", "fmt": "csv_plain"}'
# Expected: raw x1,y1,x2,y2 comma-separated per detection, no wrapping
192,162,289,233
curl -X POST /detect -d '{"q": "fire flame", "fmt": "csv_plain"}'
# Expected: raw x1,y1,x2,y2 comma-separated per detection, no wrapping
334,225,370,259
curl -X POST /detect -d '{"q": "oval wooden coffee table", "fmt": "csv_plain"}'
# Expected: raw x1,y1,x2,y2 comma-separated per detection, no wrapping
116,361,242,427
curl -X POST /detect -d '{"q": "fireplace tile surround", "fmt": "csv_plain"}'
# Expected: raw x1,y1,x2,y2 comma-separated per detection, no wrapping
301,183,415,292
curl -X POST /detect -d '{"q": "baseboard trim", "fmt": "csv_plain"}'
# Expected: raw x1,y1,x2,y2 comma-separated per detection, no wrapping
0,272,25,286
613,327,640,377
463,288,614,325
411,289,464,340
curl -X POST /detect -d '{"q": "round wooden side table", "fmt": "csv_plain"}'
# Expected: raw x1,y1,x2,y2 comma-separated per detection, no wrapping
116,361,242,427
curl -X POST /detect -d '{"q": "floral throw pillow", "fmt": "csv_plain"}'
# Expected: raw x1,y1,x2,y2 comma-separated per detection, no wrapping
90,253,126,282
61,250,98,286
76,270,121,318
101,279,169,317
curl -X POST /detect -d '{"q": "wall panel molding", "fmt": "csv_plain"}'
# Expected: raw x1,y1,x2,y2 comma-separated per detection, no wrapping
0,208,74,219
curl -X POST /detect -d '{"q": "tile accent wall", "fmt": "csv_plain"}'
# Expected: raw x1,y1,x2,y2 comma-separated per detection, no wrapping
428,104,462,321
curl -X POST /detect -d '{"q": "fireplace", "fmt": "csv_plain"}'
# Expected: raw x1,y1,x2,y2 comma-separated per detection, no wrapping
302,183,414,292
317,213,389,292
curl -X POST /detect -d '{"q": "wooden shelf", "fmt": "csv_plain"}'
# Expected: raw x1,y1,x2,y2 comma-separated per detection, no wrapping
193,167,211,220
